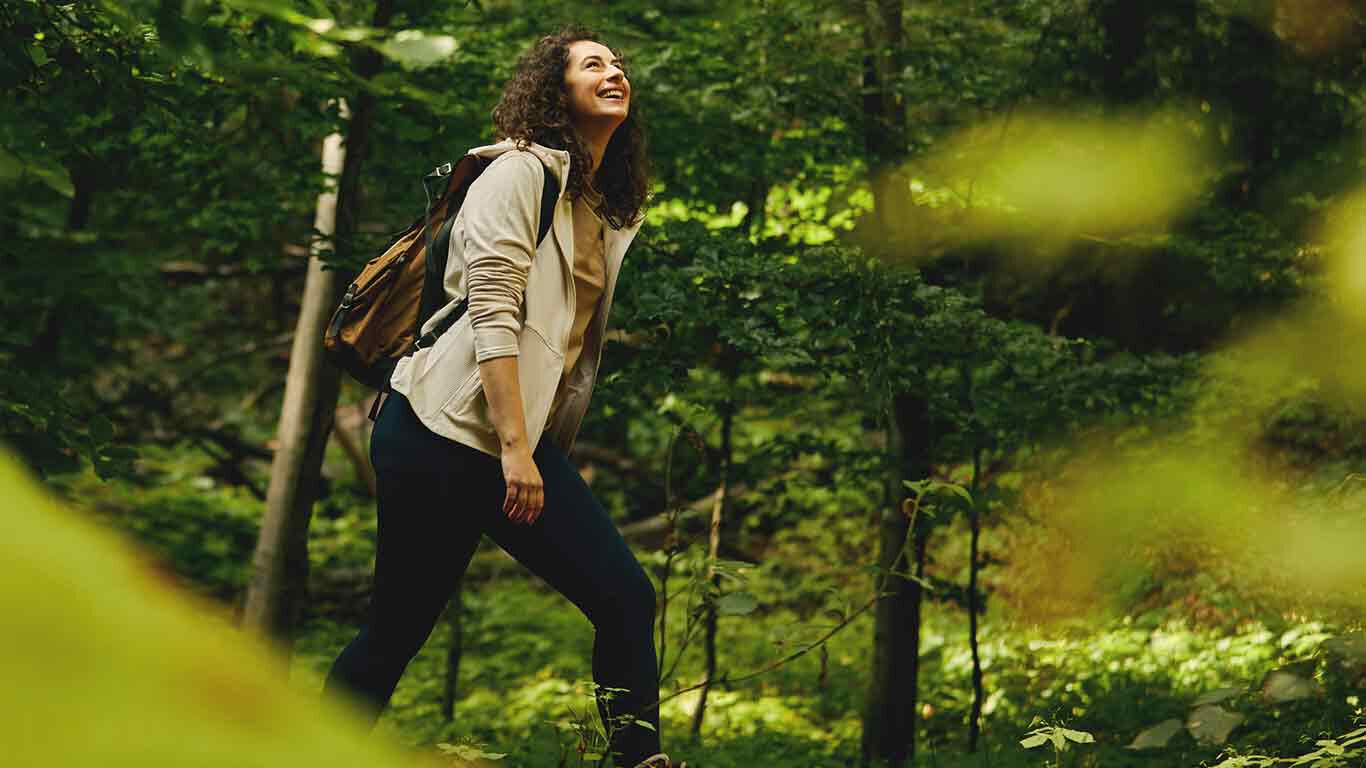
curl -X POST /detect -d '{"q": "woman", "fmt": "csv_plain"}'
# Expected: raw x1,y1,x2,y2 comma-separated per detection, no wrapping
324,26,683,768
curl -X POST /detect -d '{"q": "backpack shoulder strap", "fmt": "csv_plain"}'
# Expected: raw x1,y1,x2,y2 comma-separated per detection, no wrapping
536,162,559,246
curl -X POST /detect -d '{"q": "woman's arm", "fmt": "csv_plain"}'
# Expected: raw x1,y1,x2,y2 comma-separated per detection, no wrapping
479,356,544,523
462,151,543,361
460,151,547,523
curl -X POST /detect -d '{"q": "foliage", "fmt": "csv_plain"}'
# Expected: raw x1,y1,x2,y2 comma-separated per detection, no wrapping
1019,718,1095,768
7,0,1366,765
1213,725,1366,768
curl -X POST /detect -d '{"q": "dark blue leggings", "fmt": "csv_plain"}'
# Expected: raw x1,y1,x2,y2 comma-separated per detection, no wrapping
324,391,661,766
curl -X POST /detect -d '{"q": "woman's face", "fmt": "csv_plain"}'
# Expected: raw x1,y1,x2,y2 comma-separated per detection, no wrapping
562,39,630,132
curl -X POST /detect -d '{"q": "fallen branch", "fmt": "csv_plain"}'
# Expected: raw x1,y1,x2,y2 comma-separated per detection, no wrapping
159,259,308,283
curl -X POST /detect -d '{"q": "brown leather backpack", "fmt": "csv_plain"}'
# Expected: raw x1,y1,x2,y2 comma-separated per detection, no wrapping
322,155,558,410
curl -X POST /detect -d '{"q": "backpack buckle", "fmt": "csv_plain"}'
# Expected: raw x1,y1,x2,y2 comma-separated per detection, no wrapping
428,162,453,179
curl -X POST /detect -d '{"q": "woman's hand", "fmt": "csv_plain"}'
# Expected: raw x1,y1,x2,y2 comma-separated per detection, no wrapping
500,444,544,524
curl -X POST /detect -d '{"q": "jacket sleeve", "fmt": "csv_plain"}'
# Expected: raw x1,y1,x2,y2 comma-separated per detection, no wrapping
461,151,545,362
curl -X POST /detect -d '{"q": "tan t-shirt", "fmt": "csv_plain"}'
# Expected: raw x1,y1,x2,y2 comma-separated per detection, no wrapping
546,186,607,425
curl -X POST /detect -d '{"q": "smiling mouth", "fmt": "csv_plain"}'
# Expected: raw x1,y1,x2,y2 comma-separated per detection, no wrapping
598,90,626,100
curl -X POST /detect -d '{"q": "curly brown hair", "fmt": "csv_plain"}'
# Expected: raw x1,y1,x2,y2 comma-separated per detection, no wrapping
492,25,650,229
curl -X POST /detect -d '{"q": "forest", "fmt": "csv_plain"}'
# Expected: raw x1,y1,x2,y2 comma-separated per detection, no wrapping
4,0,1365,766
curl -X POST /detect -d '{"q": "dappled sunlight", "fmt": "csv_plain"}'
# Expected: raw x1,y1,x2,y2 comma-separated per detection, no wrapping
1322,187,1366,321
1197,185,1366,414
1020,427,1366,621
1270,0,1363,56
1000,186,1366,621
664,688,851,741
881,107,1218,263
1027,401,1366,614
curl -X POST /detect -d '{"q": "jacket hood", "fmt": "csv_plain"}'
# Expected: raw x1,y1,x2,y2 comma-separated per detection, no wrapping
466,139,572,199
465,138,645,241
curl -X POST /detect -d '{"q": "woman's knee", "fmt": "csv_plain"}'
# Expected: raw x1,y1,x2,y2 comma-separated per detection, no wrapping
604,567,657,625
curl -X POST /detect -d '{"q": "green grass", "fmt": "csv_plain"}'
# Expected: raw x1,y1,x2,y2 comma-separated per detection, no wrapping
61,449,1362,766
289,571,1360,768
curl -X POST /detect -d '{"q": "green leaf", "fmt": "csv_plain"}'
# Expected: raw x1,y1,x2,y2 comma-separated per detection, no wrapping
1063,728,1095,744
1127,719,1184,750
1192,687,1242,707
436,742,508,760
1262,669,1318,702
716,591,758,616
27,160,74,198
1020,734,1048,749
379,31,458,70
1186,705,1245,745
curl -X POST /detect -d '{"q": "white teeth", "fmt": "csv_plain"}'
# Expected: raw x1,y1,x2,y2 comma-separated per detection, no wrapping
599,89,623,99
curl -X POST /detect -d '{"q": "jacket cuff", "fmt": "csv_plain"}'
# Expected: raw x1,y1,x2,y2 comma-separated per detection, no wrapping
473,326,520,362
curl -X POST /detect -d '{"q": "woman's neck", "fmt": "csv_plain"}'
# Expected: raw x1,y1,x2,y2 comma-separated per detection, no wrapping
576,122,616,182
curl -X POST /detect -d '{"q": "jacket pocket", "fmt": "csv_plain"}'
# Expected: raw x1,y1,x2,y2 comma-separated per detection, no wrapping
436,322,564,440
439,367,487,427
518,322,566,439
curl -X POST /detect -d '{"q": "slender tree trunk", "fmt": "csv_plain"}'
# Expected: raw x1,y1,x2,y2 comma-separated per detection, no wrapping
862,393,931,767
738,173,770,238
241,120,348,643
24,166,94,370
691,397,735,737
1094,0,1158,104
332,403,377,498
242,0,393,646
967,443,985,752
66,163,94,230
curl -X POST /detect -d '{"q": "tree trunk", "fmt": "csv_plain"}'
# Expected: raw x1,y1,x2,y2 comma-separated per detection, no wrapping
1095,0,1158,104
690,397,735,737
240,121,349,644
332,402,377,498
242,0,393,646
860,0,913,250
862,392,931,767
859,1,931,765
967,443,985,752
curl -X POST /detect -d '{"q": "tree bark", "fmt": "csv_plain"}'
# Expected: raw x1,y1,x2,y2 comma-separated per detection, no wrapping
862,392,931,767
241,0,393,647
690,395,735,737
240,120,349,644
332,402,377,498
967,443,984,752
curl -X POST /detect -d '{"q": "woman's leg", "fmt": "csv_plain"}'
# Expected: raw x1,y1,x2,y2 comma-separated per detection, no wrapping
483,435,662,767
323,393,504,726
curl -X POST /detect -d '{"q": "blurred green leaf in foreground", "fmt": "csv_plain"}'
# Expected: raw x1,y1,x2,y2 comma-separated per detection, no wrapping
0,449,453,768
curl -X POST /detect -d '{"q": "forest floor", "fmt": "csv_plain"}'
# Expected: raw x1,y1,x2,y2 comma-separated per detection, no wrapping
61,448,1362,768
289,571,1358,768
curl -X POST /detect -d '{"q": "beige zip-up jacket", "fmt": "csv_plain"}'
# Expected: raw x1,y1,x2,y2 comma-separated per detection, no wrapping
388,139,644,458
